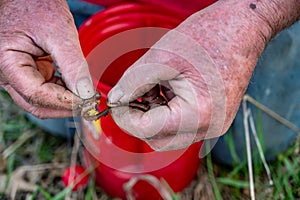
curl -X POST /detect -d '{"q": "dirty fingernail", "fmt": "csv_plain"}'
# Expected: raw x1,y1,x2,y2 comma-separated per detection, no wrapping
76,77,95,99
106,101,122,108
108,85,124,103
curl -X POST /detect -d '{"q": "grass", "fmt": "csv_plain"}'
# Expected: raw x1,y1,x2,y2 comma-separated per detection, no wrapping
0,88,300,199
208,108,300,200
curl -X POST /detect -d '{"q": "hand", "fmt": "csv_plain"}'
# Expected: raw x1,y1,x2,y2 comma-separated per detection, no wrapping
0,0,95,118
108,0,300,151
108,30,231,151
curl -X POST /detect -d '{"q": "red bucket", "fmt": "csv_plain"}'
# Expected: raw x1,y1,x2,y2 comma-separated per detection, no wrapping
79,3,203,199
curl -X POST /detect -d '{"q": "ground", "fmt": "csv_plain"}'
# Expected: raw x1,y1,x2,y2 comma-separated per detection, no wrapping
0,89,299,200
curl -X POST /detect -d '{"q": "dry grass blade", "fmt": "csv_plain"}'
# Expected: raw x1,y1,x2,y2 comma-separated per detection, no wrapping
124,174,173,200
244,94,300,134
65,133,81,200
242,94,300,200
242,99,255,200
193,166,215,200
4,163,67,199
248,110,273,186
2,130,37,159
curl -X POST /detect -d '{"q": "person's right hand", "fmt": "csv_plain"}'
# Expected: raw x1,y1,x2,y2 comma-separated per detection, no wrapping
0,0,95,118
108,0,300,151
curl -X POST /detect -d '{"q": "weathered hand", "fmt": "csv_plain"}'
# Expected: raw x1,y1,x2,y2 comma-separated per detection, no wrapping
108,0,300,151
0,0,95,118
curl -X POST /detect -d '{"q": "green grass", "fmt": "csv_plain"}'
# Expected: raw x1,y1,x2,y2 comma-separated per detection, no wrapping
0,89,111,199
1,88,300,199
206,109,300,200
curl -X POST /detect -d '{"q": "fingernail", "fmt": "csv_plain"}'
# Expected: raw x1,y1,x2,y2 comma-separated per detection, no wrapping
107,85,124,104
76,77,95,99
106,101,122,108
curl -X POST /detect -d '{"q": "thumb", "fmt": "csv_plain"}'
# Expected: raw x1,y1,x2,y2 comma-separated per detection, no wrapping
42,16,95,100
51,39,95,100
108,52,180,104
107,56,180,136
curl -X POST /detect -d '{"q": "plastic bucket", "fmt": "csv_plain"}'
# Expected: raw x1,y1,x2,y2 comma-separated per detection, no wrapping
79,3,202,199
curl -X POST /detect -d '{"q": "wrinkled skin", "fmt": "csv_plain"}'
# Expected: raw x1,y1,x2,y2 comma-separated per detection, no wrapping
0,0,299,150
0,0,95,118
108,0,300,151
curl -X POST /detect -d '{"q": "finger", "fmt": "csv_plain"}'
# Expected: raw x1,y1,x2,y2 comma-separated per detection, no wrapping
110,99,202,151
3,85,73,118
108,52,180,104
48,38,95,100
109,74,210,141
110,97,202,135
2,51,82,112
145,133,203,151
39,9,96,100
35,56,55,81
107,48,206,141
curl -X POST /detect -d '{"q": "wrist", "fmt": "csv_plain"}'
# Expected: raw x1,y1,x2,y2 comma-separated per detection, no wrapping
175,0,300,84
249,0,300,38
172,0,299,131
177,0,300,62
